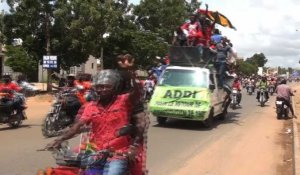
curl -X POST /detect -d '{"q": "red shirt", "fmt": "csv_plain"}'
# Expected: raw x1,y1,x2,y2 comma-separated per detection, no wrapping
78,94,133,152
74,80,92,104
232,81,241,91
0,82,21,98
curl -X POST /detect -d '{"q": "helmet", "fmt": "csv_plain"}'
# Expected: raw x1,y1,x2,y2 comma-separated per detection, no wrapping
66,74,76,80
93,70,121,91
2,75,12,83
281,79,287,84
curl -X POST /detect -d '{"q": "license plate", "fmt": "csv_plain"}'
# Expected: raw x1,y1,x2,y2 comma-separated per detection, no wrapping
276,101,283,105
232,90,238,93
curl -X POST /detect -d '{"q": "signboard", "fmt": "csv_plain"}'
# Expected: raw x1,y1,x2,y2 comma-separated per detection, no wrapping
149,86,211,120
43,55,57,69
257,67,263,76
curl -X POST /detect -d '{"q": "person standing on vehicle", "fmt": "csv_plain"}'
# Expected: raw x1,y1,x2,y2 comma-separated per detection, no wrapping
215,38,233,87
256,76,269,101
211,29,223,44
180,13,204,46
275,79,296,117
232,77,242,106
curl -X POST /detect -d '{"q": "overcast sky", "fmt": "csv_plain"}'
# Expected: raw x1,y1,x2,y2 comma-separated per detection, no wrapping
125,0,300,68
2,0,300,68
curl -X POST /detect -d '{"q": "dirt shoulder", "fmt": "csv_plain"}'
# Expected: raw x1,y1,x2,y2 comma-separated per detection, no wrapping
174,93,293,175
292,84,300,175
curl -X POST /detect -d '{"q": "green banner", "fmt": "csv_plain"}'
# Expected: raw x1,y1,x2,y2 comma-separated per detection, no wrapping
149,86,211,120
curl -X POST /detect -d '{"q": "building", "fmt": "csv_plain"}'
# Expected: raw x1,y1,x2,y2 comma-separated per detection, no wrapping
69,55,99,75
38,55,99,82
0,44,15,77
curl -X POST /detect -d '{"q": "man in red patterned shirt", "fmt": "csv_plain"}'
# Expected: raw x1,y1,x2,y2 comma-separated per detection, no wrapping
46,58,145,174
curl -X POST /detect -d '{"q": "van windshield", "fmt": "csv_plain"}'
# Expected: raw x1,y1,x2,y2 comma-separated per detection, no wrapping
158,69,208,88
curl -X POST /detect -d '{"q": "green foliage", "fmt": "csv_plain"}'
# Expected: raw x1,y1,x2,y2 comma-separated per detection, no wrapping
237,59,258,76
5,45,38,79
52,0,131,69
133,0,188,43
104,28,168,68
0,13,4,44
278,66,294,75
246,53,268,67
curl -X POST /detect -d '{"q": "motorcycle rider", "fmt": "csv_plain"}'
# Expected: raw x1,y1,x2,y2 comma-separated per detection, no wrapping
0,75,25,113
268,77,276,93
52,74,82,118
232,77,242,106
143,75,155,101
116,54,150,175
45,69,142,175
275,79,296,117
256,76,269,102
74,74,92,103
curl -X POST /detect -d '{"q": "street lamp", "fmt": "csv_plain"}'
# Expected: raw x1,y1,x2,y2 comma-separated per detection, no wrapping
99,33,110,70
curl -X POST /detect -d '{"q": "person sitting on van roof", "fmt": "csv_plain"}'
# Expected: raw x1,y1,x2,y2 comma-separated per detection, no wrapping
180,13,205,46
211,29,223,44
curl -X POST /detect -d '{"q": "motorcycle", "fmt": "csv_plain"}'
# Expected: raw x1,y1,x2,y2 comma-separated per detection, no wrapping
230,88,238,109
268,85,275,96
37,125,134,175
247,84,254,95
0,92,27,128
144,86,154,102
275,98,289,119
41,89,82,137
18,81,39,97
258,88,267,107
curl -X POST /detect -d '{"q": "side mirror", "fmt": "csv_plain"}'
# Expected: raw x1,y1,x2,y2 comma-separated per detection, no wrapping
209,84,215,90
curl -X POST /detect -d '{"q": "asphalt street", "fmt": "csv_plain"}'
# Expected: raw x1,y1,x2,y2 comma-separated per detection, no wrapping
0,89,280,175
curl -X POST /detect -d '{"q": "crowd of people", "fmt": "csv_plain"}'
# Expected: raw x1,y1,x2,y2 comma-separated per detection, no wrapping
231,75,296,117
171,4,238,89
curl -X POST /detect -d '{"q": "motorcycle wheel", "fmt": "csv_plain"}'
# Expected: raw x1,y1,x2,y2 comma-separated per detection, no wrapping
7,112,23,128
231,104,236,110
260,101,265,107
284,108,289,118
42,114,63,137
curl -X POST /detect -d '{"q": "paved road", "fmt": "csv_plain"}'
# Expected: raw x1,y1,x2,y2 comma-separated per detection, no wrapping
0,89,277,175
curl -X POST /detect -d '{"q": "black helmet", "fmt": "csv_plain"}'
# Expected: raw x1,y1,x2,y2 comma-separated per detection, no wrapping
281,79,287,84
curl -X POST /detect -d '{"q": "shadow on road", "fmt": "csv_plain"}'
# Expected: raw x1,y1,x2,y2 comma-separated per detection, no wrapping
0,124,40,131
152,111,242,131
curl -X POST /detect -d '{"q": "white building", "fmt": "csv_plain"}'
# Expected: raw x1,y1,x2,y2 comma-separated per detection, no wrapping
38,55,100,82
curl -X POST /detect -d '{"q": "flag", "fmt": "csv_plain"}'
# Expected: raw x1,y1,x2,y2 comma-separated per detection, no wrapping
198,9,236,30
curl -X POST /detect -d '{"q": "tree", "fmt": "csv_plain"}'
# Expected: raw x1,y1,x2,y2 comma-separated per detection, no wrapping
133,0,189,43
236,59,258,76
5,45,38,80
0,12,4,44
3,0,133,72
246,53,268,67
52,0,132,69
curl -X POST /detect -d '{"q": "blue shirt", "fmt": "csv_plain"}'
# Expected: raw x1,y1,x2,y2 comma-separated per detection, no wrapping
211,34,223,44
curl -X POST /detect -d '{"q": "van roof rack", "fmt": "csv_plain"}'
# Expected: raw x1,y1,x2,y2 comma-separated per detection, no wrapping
169,46,216,68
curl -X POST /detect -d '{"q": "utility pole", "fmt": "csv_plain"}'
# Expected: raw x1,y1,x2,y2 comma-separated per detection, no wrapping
45,11,52,91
